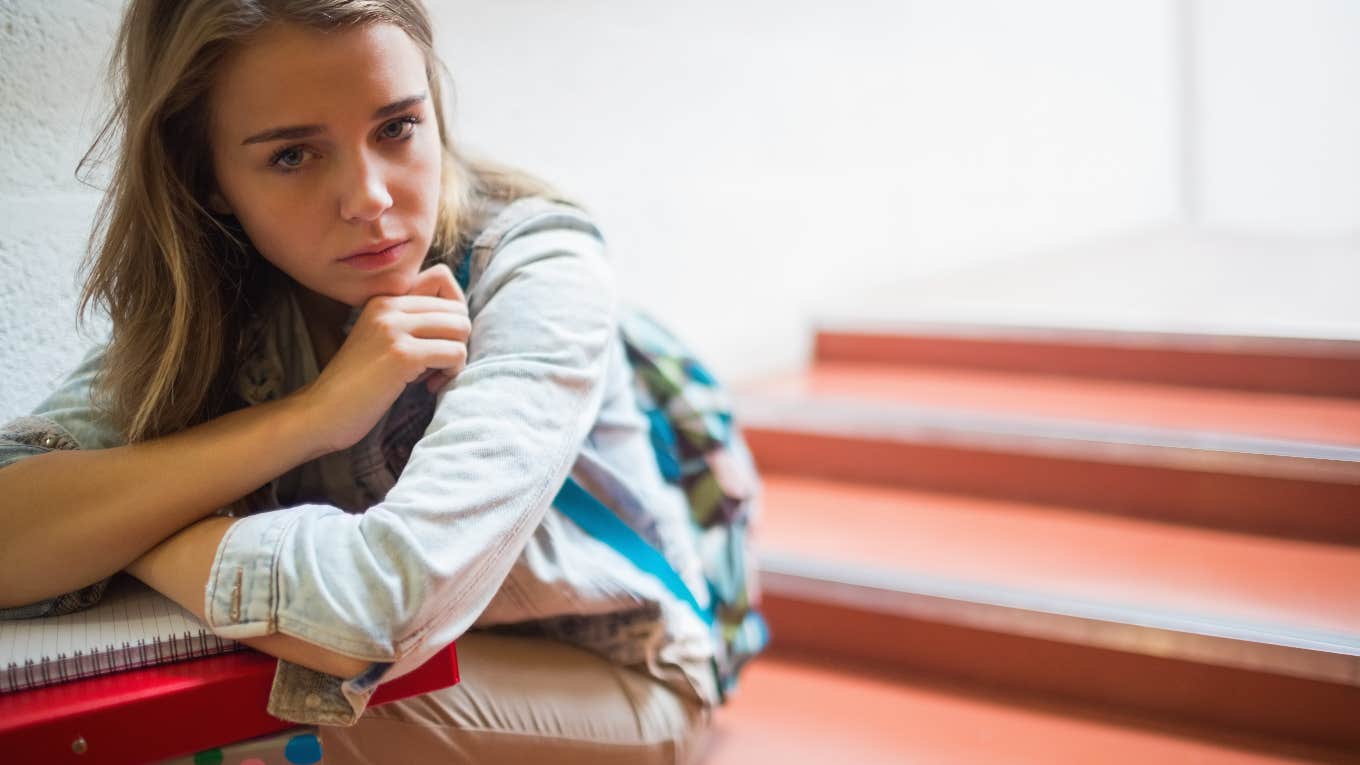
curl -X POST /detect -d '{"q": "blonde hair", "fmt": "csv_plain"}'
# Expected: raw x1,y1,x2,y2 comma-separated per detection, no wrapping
77,0,560,443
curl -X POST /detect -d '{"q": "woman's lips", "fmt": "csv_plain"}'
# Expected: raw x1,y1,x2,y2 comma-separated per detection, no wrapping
340,240,407,271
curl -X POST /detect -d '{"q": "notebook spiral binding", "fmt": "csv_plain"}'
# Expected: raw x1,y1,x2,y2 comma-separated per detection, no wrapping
1,630,245,693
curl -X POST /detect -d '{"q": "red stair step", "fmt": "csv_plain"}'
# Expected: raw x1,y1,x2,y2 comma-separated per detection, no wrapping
756,476,1360,638
749,475,1360,752
754,599,1360,759
748,362,1360,447
704,655,1350,764
814,324,1360,398
738,394,1360,544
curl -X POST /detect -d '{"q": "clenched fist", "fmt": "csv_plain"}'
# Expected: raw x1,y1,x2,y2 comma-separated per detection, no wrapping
295,264,469,454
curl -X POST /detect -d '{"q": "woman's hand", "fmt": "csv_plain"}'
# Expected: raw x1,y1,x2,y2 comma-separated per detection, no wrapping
297,264,470,454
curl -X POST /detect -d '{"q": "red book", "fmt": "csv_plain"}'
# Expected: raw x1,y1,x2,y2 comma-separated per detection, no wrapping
0,643,459,764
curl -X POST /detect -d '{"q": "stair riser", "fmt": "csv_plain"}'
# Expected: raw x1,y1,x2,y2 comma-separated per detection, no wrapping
815,332,1360,398
745,429,1360,545
761,593,1360,755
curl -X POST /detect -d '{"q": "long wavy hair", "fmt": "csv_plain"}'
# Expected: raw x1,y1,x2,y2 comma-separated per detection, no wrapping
77,0,560,443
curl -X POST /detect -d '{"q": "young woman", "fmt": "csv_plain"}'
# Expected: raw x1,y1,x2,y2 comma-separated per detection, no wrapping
0,1,717,761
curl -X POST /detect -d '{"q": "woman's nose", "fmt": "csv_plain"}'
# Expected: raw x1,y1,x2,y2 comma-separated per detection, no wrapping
338,154,393,223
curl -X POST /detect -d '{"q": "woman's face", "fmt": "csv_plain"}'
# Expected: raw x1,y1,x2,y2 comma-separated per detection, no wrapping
208,21,443,308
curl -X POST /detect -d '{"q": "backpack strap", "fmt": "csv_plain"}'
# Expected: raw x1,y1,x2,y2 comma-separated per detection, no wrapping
553,477,716,628
454,242,472,292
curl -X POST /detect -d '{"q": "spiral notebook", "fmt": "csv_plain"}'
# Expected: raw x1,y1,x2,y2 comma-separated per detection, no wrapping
0,574,244,693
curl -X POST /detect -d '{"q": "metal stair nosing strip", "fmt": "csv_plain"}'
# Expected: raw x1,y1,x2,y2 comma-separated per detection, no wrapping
810,315,1360,351
759,551,1360,689
811,320,1360,358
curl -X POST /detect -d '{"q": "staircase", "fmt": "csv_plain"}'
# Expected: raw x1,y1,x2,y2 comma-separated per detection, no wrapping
704,323,1360,764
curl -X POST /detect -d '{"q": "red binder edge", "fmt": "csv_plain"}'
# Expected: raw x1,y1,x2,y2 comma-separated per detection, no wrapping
0,642,458,764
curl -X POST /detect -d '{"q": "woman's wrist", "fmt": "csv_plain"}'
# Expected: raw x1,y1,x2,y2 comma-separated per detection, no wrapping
283,382,342,461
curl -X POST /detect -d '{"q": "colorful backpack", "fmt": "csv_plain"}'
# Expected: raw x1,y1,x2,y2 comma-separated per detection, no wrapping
620,308,770,701
454,235,769,703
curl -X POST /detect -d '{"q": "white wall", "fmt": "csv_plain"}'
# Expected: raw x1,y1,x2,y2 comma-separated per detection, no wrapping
1192,0,1360,235
0,0,1352,420
0,1,120,419
433,0,1180,380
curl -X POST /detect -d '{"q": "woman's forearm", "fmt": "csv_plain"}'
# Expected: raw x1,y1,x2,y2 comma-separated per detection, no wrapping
0,391,328,608
127,515,372,679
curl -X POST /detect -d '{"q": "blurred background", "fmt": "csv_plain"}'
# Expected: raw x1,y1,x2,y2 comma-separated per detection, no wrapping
437,0,1360,379
2,1,1358,762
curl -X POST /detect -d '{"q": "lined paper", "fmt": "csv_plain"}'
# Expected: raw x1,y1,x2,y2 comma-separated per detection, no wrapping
0,574,242,692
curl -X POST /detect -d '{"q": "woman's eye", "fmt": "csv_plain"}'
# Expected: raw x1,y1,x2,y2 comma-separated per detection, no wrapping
379,115,420,141
268,146,311,172
267,116,418,174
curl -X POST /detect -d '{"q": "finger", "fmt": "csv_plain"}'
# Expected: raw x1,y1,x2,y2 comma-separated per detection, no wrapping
404,338,468,380
384,294,468,316
407,263,464,302
424,370,455,394
422,366,463,393
397,311,471,342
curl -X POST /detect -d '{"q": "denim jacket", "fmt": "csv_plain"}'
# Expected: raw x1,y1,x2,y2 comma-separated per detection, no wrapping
0,197,719,725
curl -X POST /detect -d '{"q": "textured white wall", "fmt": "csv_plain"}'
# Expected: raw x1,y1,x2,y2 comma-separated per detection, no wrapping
0,0,121,419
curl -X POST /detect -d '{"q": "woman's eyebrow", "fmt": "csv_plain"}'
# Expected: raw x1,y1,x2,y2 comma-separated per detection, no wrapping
240,92,428,145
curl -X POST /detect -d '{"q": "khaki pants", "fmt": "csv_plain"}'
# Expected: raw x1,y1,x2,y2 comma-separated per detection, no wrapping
319,632,715,764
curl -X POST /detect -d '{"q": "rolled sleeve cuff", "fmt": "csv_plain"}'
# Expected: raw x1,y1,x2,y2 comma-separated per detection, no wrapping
266,659,391,726
205,505,310,639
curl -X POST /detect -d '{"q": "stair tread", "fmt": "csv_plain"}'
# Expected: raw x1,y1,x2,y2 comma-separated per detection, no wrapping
757,475,1360,639
743,362,1360,448
705,656,1333,764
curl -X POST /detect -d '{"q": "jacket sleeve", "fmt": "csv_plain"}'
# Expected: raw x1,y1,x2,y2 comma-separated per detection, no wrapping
202,210,616,721
0,341,125,620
